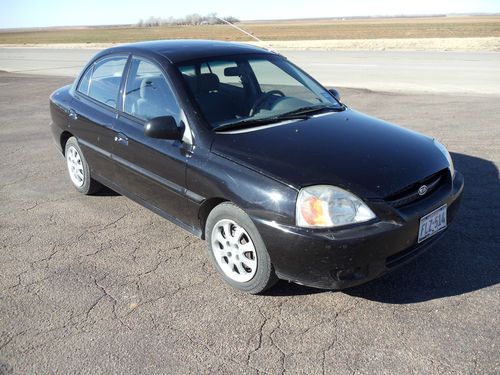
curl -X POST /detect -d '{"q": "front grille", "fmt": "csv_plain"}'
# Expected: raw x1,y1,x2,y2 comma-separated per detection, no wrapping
385,169,448,208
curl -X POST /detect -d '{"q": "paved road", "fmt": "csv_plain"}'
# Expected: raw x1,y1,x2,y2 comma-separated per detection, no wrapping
288,50,500,94
0,72,498,374
1,48,500,94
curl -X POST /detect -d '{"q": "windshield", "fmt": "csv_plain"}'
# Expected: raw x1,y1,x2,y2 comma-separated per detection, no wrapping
176,54,343,130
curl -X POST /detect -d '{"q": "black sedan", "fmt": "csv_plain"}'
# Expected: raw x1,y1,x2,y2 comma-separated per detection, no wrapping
50,40,464,294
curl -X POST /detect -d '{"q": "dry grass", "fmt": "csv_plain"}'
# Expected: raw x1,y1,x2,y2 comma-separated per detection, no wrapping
0,16,499,44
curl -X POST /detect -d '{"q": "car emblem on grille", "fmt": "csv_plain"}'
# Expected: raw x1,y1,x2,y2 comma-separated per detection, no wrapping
418,185,428,196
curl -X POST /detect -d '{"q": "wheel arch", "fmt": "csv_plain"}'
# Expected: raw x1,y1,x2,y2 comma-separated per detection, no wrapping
60,131,74,156
198,197,229,240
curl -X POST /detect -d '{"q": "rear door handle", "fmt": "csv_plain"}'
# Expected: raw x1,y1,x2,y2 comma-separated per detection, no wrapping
114,133,128,146
68,109,78,120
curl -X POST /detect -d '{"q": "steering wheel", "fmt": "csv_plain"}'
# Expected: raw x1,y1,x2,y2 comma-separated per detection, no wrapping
249,90,285,116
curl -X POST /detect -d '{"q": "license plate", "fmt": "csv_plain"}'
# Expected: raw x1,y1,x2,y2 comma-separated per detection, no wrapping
418,204,447,243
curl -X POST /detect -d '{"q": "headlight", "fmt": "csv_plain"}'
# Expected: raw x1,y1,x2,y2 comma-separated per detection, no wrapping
434,139,455,177
296,185,376,228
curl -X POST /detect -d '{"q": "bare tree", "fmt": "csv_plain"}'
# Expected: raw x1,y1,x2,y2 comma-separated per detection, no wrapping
137,13,240,27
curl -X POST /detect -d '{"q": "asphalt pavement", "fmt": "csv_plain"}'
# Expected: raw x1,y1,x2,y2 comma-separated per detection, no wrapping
0,68,499,374
1,48,500,94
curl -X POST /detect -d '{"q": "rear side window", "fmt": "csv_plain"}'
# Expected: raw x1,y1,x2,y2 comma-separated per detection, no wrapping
123,57,181,122
78,67,92,95
77,56,128,109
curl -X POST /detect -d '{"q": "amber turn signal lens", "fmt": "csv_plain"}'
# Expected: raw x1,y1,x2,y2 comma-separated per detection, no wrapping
300,196,328,226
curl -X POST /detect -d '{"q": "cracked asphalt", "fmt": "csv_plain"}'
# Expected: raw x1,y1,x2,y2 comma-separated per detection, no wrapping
0,71,498,374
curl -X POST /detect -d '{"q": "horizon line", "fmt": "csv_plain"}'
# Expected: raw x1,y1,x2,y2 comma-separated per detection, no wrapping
1,12,499,32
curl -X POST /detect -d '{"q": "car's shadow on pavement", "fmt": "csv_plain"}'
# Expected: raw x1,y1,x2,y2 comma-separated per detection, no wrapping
93,185,120,197
269,153,500,303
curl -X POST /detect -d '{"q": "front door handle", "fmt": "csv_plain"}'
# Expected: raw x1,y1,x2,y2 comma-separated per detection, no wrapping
114,133,128,146
68,109,78,120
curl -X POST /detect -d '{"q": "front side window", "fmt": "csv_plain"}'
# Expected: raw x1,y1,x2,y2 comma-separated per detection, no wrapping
78,56,127,109
177,55,341,129
123,57,181,122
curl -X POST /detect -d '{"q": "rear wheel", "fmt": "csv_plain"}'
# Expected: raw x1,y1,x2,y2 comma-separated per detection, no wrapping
206,202,278,294
65,137,102,195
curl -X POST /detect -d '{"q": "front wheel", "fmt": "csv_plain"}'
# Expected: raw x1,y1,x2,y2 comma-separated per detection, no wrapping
205,202,278,294
65,137,102,195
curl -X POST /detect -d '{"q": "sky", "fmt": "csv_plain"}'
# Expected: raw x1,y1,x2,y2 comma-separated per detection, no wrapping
1,0,500,29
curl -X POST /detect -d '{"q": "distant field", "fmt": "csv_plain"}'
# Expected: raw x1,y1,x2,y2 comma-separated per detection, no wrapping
0,16,499,44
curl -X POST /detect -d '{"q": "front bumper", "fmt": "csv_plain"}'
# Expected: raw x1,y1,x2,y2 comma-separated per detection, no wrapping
253,171,464,290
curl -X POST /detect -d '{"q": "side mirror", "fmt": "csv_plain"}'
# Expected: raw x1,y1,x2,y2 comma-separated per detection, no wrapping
329,88,341,102
144,116,182,140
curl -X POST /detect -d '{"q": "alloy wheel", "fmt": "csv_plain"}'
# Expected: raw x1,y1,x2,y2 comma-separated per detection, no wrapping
211,219,258,282
66,145,85,187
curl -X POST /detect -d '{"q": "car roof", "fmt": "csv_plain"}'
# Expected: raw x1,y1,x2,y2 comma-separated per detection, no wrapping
103,39,276,64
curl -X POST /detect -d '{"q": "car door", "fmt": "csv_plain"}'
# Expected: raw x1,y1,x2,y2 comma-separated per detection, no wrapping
69,54,129,181
111,56,197,228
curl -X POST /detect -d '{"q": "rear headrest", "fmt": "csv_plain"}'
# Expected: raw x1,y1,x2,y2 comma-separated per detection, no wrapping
197,73,219,93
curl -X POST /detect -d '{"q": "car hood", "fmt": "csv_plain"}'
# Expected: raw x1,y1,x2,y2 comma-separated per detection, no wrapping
211,109,449,198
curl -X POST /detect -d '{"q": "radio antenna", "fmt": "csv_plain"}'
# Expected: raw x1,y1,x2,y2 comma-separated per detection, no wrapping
215,16,278,54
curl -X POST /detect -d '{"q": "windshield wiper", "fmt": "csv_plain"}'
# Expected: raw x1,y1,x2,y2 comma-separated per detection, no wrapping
214,114,308,132
214,105,344,132
278,104,344,117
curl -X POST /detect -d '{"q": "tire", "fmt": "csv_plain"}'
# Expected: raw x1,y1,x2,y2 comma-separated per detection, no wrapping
64,137,102,195
205,202,278,294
